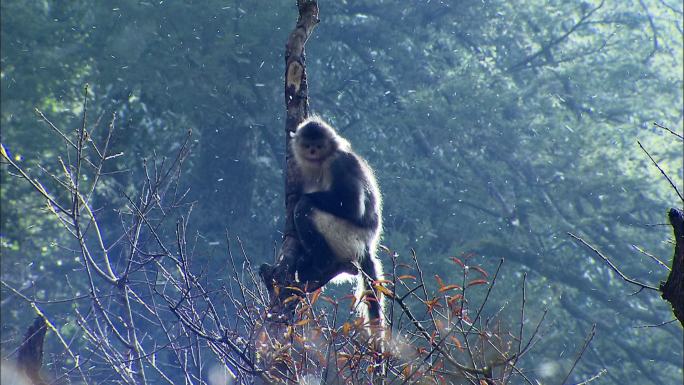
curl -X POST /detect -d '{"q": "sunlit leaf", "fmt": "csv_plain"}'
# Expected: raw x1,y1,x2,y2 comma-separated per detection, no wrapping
398,274,417,280
451,257,465,267
374,284,394,298
310,289,322,305
467,279,488,287
294,318,310,327
438,284,462,292
471,265,489,278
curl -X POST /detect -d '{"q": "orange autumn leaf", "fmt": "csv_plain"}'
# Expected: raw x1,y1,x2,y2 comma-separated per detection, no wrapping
425,297,442,313
294,318,311,327
471,265,489,278
438,284,462,293
467,279,488,287
451,257,465,267
310,289,322,305
402,364,412,378
293,333,305,345
283,294,301,305
450,335,464,351
447,294,463,306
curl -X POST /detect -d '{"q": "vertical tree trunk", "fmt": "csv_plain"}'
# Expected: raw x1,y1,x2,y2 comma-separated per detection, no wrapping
661,208,684,327
259,0,319,315
255,2,319,383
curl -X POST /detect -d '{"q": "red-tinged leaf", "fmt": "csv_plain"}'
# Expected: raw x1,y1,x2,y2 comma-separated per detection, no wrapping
320,295,337,305
447,294,463,306
363,295,378,306
450,336,464,351
438,284,462,293
310,289,322,305
467,279,488,287
285,286,304,293
451,257,465,267
434,274,445,287
480,380,489,385
283,294,301,304
471,265,489,278
402,364,411,378
294,318,311,327
296,304,310,315
430,330,437,345
397,274,417,281
424,297,442,313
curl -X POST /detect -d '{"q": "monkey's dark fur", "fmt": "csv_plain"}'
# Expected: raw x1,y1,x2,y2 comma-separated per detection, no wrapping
292,117,384,326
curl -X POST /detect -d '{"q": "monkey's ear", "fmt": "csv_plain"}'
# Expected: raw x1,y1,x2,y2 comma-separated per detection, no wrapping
289,131,296,138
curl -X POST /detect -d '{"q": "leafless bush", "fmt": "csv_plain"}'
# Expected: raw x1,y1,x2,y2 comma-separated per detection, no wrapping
1,90,594,385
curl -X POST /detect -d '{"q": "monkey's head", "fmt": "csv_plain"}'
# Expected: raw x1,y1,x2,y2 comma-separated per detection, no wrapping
293,117,349,163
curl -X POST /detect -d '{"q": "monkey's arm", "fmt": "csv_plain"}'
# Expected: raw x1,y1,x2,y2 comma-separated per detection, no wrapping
303,154,367,225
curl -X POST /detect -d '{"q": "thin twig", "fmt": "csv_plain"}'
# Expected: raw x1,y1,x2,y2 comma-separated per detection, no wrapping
637,140,684,202
568,232,659,291
560,323,596,385
631,244,670,271
574,369,607,385
653,122,683,140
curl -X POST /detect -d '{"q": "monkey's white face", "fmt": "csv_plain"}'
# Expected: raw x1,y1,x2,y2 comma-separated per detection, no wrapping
295,139,334,163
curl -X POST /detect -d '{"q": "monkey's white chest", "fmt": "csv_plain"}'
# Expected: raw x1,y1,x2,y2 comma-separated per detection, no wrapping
301,167,332,193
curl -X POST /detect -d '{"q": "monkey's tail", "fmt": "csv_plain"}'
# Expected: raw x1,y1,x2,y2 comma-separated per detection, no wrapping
358,252,385,329
359,252,387,379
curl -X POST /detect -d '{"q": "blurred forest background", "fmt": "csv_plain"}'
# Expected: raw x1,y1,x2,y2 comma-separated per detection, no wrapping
1,1,682,384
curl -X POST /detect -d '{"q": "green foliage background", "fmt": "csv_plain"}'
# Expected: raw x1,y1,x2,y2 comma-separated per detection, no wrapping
1,1,682,383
